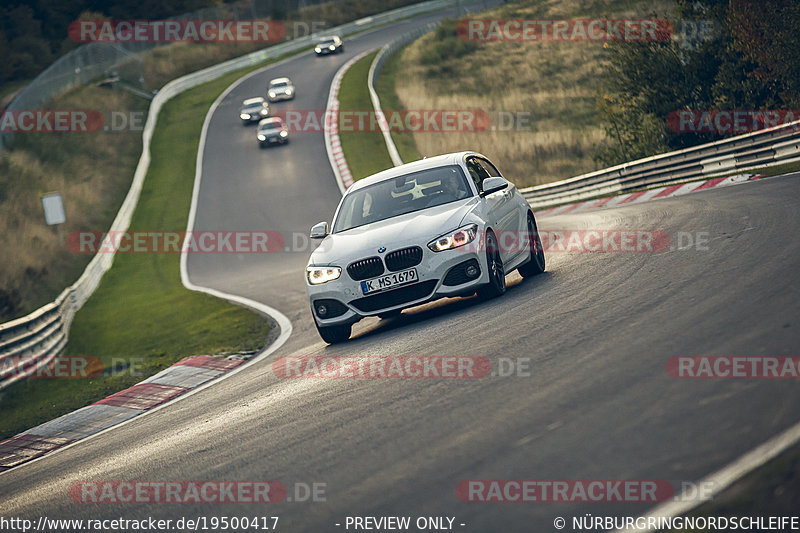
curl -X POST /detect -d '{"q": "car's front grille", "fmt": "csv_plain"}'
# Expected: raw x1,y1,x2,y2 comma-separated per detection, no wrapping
347,257,384,281
349,280,438,313
385,246,423,272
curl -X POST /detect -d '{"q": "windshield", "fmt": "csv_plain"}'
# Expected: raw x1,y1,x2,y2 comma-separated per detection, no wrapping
259,121,282,131
319,39,336,46
270,81,289,88
333,165,472,233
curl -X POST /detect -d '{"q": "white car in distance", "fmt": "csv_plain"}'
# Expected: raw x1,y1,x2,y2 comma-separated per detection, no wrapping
267,77,295,102
305,152,546,343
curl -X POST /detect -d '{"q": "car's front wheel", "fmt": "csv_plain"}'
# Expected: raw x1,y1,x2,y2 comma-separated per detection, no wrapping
477,230,506,299
518,213,546,278
315,322,351,344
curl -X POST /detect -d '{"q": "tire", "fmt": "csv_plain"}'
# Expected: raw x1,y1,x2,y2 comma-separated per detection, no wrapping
315,321,351,344
477,230,506,299
518,213,546,278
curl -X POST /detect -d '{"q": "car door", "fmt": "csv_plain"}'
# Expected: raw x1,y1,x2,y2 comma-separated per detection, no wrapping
468,156,521,263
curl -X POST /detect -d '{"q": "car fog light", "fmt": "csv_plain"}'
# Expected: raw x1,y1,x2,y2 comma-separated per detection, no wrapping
466,264,479,278
316,304,328,317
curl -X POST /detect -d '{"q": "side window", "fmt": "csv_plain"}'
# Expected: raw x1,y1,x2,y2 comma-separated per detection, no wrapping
466,157,490,192
477,157,502,178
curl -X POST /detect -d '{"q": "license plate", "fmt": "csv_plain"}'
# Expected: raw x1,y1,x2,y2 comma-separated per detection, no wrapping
361,268,418,295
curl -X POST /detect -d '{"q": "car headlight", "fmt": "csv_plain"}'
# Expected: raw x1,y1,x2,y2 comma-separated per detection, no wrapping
257,134,266,141
428,224,478,252
240,113,250,119
315,47,322,52
307,266,341,285
280,130,288,137
268,91,276,98
329,45,335,50
286,88,293,95
260,108,268,115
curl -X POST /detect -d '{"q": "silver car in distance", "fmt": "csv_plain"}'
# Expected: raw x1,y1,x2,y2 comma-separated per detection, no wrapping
305,151,546,344
257,117,289,147
239,97,269,124
267,77,295,102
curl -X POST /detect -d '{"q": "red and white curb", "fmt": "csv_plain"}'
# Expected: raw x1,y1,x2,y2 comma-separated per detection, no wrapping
0,355,247,471
325,50,372,194
534,173,766,218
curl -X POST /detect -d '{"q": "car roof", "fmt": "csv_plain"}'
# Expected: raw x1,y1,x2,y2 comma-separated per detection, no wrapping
258,117,284,126
317,35,340,41
269,77,291,85
347,151,482,193
242,97,265,105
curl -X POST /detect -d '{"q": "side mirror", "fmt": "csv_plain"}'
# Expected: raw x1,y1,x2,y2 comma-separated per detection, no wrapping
310,221,329,239
480,176,509,197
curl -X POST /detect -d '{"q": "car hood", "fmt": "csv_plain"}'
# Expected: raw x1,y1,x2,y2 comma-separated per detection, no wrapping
309,198,478,265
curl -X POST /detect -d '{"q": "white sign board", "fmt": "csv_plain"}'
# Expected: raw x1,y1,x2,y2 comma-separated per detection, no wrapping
41,192,66,226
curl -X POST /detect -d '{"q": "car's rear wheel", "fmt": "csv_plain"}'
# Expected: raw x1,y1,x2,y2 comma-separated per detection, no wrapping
518,213,546,278
315,322,351,344
477,230,506,299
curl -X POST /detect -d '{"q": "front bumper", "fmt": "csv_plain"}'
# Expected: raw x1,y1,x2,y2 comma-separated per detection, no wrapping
268,92,294,102
259,135,288,145
307,248,489,327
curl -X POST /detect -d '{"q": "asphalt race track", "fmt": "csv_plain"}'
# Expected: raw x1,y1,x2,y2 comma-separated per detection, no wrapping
2,5,799,532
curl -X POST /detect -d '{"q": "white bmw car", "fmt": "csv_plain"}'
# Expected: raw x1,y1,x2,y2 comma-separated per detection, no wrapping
305,152,546,344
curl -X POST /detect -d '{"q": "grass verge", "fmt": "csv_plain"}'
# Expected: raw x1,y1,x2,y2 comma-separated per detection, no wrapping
0,63,280,441
374,48,422,164
388,0,673,187
337,50,394,181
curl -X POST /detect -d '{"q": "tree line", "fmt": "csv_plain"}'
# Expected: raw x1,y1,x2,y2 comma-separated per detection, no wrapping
595,0,800,166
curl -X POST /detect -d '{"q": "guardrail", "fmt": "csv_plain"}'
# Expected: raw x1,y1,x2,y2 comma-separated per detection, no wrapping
0,0,461,390
368,2,500,167
519,121,800,209
364,14,800,211
368,23,439,167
